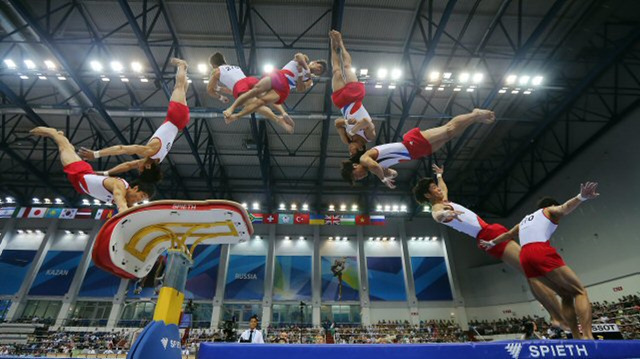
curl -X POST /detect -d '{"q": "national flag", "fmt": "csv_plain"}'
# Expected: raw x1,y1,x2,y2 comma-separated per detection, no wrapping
95,209,115,220
24,207,47,218
340,214,356,226
59,208,78,219
325,215,341,225
0,207,16,218
356,215,370,226
13,207,27,218
309,214,324,225
370,215,386,226
45,208,63,218
264,213,278,224
294,213,310,224
278,213,293,225
76,208,94,219
249,213,263,224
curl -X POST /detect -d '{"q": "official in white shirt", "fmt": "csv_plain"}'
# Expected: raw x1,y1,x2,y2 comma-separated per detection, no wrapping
238,315,264,343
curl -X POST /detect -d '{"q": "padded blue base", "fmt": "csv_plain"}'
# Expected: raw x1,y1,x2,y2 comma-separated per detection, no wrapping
199,340,640,359
126,320,182,359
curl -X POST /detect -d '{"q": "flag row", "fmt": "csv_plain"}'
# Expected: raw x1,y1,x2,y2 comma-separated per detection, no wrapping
0,207,115,220
249,213,386,226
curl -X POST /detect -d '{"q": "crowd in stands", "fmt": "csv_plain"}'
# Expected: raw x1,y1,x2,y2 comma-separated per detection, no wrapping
1,295,638,356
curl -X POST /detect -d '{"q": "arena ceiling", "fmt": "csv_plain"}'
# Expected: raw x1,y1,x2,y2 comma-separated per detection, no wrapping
0,0,639,217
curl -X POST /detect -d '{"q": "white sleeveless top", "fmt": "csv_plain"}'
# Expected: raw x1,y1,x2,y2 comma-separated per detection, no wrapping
79,175,129,204
149,121,179,162
371,142,410,169
345,121,371,143
282,60,311,90
519,208,559,246
439,202,485,238
218,65,246,90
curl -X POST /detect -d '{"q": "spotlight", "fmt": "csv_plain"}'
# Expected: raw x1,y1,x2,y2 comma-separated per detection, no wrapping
376,204,382,212
142,199,149,204
44,60,56,70
392,204,399,212
400,205,407,212
453,86,461,92
131,61,143,73
299,236,305,240
377,68,388,79
19,75,29,80
328,204,335,211
82,199,90,206
437,87,444,91
374,83,382,89
431,236,438,241
388,84,396,89
43,198,51,204
197,63,208,74
263,64,274,73
252,202,260,210
339,204,347,211
351,204,358,211
443,72,452,79
425,86,433,91
329,237,334,241
290,203,297,211
279,203,286,211
35,229,42,234
140,78,149,83
343,237,348,241
284,236,290,241
368,237,373,241
57,76,67,80
472,73,483,84
511,90,519,94
38,76,47,80
423,205,431,212
78,230,85,235
390,68,402,80
110,61,123,72
335,236,341,241
429,71,440,82
531,76,543,86
17,229,24,234
410,237,416,241
101,77,110,82
390,237,395,241
203,79,209,84
55,198,63,204
187,79,192,83
24,60,36,69
26,229,33,234
93,199,101,205
241,202,248,209
32,197,41,204
6,197,15,203
255,235,261,240
466,88,474,92
302,203,309,211
418,237,424,241
382,237,387,241
518,75,530,86
523,90,532,95
359,69,368,76
384,205,390,212
119,77,129,82
64,230,72,235
90,61,103,72
351,67,356,73
498,89,507,94
459,72,470,83
4,59,17,69
376,237,381,241
505,74,517,85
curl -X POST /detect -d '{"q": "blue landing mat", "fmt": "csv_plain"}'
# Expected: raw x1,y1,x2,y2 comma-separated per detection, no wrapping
199,340,640,359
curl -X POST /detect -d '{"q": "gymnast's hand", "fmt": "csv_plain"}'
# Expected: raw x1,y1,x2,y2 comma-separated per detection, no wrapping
580,182,599,200
432,164,444,175
479,240,496,250
381,177,396,189
79,147,96,160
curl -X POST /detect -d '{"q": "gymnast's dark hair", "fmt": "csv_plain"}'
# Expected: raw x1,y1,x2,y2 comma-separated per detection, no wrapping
209,52,226,67
349,148,366,163
314,59,328,76
139,162,163,183
130,180,157,199
413,177,436,204
536,196,560,209
341,160,355,185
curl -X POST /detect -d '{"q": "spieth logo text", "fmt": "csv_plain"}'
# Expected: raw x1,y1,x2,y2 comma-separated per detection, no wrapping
505,343,589,358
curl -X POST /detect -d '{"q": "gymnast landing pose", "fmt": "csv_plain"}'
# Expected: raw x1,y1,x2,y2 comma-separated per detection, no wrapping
342,109,495,188
222,53,327,126
329,30,375,157
206,52,294,134
78,58,190,180
481,182,600,339
331,257,347,300
413,164,567,331
30,127,155,212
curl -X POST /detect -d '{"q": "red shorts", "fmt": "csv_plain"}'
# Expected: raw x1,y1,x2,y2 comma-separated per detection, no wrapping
269,70,292,104
520,241,566,278
165,101,190,130
233,76,260,99
331,82,366,109
402,127,433,159
63,161,93,194
476,223,511,259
